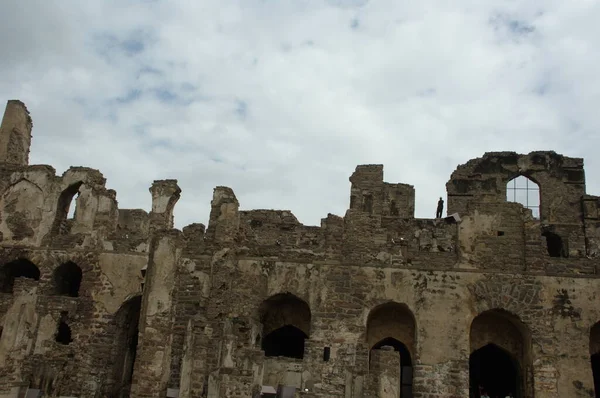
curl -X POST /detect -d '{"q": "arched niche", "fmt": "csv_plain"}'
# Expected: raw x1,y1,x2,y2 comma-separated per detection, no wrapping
53,261,82,297
366,302,416,397
469,309,532,398
0,258,40,293
590,322,600,398
506,175,540,219
109,295,142,397
259,293,311,359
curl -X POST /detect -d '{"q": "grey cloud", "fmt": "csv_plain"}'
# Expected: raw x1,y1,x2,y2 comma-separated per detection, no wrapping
1,0,600,229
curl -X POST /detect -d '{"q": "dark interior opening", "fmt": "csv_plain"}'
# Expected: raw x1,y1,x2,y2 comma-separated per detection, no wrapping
592,353,600,398
323,346,331,362
54,261,82,297
469,344,519,398
262,325,307,359
111,296,142,398
542,231,566,258
0,259,40,293
55,321,72,345
372,337,413,398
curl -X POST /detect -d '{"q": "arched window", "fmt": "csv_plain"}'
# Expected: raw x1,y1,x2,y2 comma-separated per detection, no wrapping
470,309,532,398
590,322,600,397
259,293,311,359
367,302,415,398
507,176,540,219
51,182,83,235
0,258,40,293
53,261,82,297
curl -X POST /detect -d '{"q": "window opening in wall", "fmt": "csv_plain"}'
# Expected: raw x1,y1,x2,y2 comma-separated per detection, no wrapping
67,192,79,219
506,176,540,219
469,344,519,398
542,231,567,258
259,293,311,360
51,182,83,235
53,261,82,297
55,319,72,345
323,346,331,362
111,295,141,398
0,259,40,293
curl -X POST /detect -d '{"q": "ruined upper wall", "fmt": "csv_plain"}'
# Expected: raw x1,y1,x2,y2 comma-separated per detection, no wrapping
447,151,586,224
0,100,32,166
349,165,415,218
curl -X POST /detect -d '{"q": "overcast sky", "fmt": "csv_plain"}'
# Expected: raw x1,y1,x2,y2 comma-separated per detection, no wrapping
1,0,599,228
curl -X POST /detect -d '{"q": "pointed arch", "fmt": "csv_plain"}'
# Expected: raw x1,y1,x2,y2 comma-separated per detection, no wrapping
53,261,82,297
506,175,540,219
51,181,83,235
366,302,415,397
259,293,311,359
469,309,532,398
0,258,40,293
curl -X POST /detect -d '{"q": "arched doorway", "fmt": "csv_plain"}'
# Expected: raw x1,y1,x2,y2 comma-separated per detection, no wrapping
110,295,142,398
0,258,40,293
590,321,600,397
470,309,532,398
367,302,415,398
259,293,311,359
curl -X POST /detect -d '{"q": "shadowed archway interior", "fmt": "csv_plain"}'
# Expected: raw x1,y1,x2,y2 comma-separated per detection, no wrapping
470,309,532,398
259,293,311,359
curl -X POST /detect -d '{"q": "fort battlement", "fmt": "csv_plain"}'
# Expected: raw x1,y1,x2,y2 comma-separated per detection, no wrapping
0,100,599,398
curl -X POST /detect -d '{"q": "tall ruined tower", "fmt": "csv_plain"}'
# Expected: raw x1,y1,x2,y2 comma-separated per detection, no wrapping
0,100,32,165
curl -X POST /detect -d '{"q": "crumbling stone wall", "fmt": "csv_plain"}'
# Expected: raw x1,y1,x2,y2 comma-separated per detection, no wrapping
0,100,599,398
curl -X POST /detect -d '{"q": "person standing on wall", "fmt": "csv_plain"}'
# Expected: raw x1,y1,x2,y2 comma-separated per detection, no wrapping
436,197,444,218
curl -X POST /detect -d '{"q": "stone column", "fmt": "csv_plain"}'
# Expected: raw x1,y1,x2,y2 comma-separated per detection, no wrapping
149,180,181,234
205,186,239,243
130,230,183,398
0,100,32,165
369,347,400,398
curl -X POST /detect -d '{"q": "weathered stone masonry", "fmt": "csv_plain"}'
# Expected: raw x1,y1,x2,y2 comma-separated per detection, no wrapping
0,99,599,398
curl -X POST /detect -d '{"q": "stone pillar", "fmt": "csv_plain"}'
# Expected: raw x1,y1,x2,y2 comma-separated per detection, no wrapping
130,230,183,398
205,186,239,242
149,180,181,234
0,100,32,165
369,347,400,398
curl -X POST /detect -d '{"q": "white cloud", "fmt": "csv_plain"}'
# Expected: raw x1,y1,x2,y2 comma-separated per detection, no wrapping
1,0,599,228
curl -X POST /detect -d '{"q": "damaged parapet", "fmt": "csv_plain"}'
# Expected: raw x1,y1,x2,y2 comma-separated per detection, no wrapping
0,100,33,165
349,165,415,218
447,151,586,223
205,186,239,242
149,179,181,233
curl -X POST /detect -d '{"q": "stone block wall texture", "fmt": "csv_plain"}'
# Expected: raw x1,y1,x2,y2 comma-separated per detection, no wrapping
0,100,599,398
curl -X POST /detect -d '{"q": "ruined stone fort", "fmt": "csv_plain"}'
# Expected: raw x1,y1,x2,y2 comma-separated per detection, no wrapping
0,99,599,398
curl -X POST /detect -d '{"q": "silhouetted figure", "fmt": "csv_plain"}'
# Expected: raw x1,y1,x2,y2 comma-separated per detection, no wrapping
436,197,444,218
